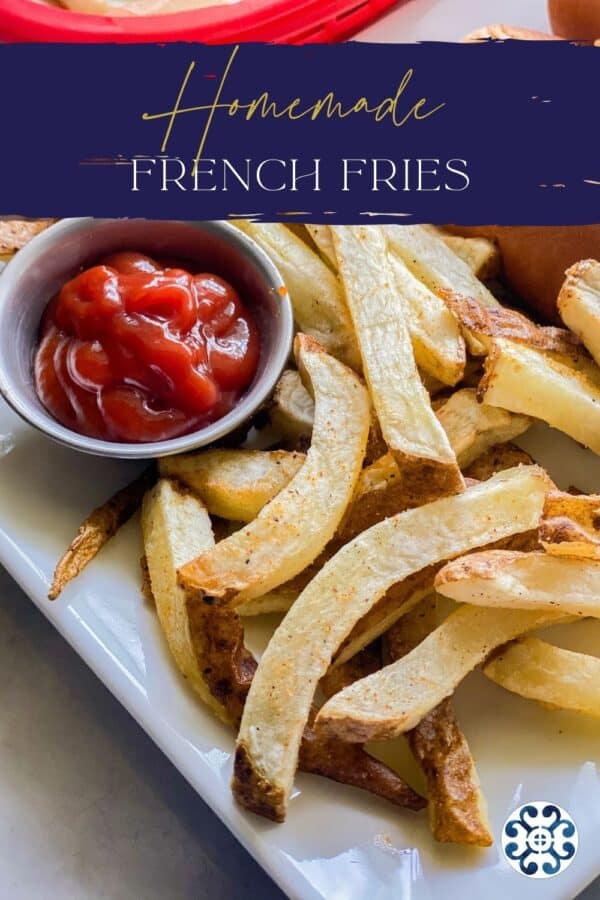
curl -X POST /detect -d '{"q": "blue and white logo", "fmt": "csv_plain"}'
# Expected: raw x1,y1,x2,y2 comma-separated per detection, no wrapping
502,801,578,878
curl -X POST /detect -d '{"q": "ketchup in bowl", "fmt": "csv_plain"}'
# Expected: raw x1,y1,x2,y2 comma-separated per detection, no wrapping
34,251,260,443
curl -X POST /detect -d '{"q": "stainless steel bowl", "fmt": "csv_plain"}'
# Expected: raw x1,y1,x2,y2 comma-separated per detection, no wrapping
0,218,293,459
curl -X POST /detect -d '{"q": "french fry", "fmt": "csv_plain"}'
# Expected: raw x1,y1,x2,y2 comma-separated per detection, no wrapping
0,218,53,255
233,466,549,819
268,370,315,444
233,221,361,370
49,467,155,600
386,249,466,386
306,223,336,267
337,390,529,542
142,478,235,723
438,233,501,281
318,605,563,744
160,449,305,522
384,597,492,847
435,549,600,618
179,335,370,605
483,637,600,717
309,223,466,385
383,224,499,355
558,260,600,367
479,338,600,455
331,225,463,496
443,293,580,357
383,225,499,310
144,479,424,812
540,490,600,559
463,442,534,481
435,388,530,468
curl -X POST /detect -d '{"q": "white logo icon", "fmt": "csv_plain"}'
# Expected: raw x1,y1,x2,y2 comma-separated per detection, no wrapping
502,801,578,878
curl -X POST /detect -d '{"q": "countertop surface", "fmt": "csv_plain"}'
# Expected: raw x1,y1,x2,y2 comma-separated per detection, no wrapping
0,566,283,900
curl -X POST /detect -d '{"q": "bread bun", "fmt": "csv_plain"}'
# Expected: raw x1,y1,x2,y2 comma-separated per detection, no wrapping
462,24,558,41
549,0,600,39
447,226,600,321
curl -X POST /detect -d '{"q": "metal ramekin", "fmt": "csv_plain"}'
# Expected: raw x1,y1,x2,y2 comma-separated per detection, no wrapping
0,218,293,459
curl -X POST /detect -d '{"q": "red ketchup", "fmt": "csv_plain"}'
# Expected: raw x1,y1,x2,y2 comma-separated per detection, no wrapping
34,251,260,443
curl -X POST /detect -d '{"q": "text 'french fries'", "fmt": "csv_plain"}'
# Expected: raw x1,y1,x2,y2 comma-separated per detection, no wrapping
484,637,600,717
179,335,370,605
435,549,600,618
479,338,600,455
233,466,549,820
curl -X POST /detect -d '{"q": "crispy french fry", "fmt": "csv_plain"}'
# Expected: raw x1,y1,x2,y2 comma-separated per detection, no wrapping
383,224,499,354
383,225,499,310
540,490,600,559
318,605,563,744
435,549,600,618
233,466,549,819
443,293,580,357
0,218,53,254
463,442,534,481
179,335,370,605
331,226,463,496
337,390,529,542
49,467,155,600
142,478,235,723
439,233,501,281
239,587,298,616
479,338,600,455
144,478,423,813
233,221,360,370
435,388,530,468
558,259,600,367
386,249,466,386
384,597,492,847
484,637,600,717
309,223,466,385
268,370,315,444
160,449,305,522
306,223,336,267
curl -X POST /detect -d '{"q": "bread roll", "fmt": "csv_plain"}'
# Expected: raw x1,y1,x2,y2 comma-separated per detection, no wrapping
549,0,600,40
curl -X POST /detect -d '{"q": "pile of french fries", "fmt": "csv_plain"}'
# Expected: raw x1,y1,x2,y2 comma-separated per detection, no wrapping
49,223,600,849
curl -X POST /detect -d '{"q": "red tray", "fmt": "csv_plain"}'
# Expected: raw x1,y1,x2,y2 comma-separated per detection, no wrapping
0,0,403,42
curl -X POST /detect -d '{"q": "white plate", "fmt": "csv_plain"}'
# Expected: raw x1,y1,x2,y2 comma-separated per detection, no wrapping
2,394,600,900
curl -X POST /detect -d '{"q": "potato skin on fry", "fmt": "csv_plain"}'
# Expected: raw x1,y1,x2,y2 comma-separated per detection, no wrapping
49,467,155,600
236,467,549,819
385,598,492,847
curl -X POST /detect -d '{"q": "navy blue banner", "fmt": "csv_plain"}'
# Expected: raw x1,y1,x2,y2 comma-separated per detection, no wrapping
2,40,600,223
